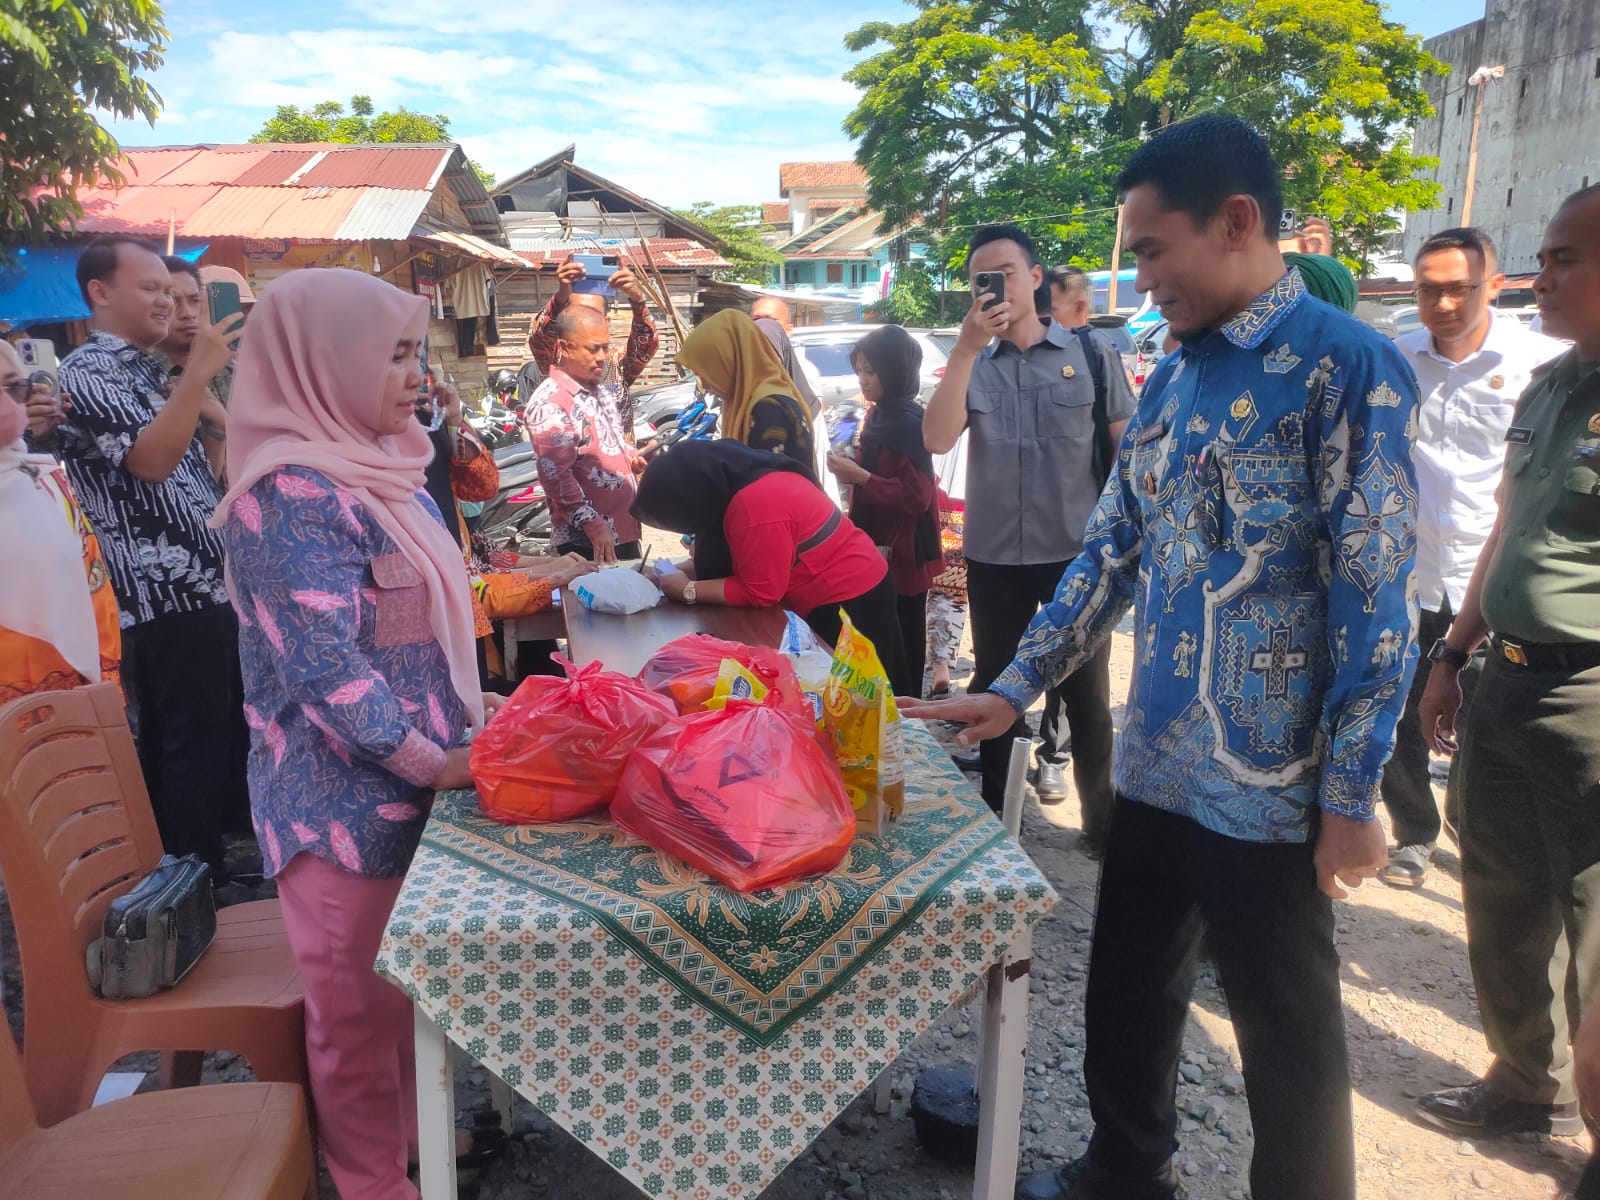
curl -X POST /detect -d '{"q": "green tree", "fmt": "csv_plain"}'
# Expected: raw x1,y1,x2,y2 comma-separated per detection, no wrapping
867,259,942,325
845,0,1444,278
250,95,495,187
672,203,786,285
844,1,1107,231
1,0,168,243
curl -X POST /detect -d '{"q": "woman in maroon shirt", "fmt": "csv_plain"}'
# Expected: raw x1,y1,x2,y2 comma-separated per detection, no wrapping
632,438,911,693
826,325,943,695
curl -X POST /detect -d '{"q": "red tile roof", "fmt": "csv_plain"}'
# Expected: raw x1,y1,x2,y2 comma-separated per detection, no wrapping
761,202,791,226
778,162,868,194
807,199,853,218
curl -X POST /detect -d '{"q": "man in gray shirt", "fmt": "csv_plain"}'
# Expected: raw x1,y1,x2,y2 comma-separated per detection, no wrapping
925,225,1135,828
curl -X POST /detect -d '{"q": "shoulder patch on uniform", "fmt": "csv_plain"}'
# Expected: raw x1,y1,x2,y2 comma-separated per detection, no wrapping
1505,426,1534,444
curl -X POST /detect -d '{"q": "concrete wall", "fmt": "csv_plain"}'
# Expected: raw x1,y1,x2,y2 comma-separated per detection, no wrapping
1405,0,1600,275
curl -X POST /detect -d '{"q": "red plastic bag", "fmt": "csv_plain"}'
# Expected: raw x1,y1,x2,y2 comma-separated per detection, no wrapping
613,696,856,892
636,633,807,717
471,655,676,823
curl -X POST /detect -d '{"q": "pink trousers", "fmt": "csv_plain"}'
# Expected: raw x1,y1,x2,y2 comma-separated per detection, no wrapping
276,853,419,1200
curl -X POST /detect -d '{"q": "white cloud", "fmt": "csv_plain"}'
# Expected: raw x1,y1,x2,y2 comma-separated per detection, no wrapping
103,0,899,205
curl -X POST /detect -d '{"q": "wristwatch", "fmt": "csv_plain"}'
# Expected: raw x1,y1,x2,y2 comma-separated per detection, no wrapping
1427,638,1470,670
682,580,697,605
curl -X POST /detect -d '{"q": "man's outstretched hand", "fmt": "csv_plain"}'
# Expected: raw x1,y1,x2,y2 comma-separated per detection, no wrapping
897,691,1016,746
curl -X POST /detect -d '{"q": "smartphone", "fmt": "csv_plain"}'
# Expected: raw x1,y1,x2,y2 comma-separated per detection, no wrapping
573,253,619,297
16,338,59,398
973,270,1005,312
206,280,243,327
1279,207,1297,235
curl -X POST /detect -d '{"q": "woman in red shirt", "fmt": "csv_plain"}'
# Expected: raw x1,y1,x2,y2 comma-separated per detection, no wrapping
826,325,943,695
632,438,911,693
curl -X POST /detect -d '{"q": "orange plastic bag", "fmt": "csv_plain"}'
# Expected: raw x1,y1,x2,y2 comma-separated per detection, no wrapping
636,633,807,717
471,655,676,823
612,696,856,892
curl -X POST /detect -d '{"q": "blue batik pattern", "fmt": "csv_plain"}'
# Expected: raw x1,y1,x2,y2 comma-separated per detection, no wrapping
992,271,1421,842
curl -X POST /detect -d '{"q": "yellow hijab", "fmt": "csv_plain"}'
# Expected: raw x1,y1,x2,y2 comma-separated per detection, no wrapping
678,309,803,442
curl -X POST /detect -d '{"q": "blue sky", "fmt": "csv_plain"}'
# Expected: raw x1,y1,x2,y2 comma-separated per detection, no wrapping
102,0,1474,209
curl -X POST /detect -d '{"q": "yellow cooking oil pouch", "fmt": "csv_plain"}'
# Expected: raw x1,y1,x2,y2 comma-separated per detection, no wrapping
822,612,904,831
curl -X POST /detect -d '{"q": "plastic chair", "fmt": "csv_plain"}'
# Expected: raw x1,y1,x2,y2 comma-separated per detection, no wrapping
0,1016,317,1200
0,683,307,1126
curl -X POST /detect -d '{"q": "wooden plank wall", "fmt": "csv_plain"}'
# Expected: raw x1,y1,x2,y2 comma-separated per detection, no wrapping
488,269,703,387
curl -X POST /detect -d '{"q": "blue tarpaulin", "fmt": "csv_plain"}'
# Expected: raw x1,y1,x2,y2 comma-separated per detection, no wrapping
0,241,208,327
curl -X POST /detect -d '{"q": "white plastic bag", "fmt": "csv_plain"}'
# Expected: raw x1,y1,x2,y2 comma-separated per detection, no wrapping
572,567,664,615
779,611,833,728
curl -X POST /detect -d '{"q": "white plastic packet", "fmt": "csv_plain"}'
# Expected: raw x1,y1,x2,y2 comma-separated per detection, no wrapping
779,611,832,727
572,567,664,615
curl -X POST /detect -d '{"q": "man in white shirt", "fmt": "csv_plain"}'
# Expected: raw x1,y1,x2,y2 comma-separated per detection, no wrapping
1378,227,1567,887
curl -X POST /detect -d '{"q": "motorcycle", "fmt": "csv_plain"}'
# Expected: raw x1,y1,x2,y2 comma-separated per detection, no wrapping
474,440,552,550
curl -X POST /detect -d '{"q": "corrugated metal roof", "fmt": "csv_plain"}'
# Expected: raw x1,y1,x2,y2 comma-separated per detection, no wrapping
418,230,527,267
183,186,364,239
513,237,728,271
75,183,222,233
333,188,432,240
232,150,324,187
51,144,502,244
298,146,451,190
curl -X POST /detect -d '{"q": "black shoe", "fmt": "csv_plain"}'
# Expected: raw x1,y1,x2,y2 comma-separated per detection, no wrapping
1415,1080,1585,1138
1015,1155,1184,1200
1033,762,1067,803
951,748,982,773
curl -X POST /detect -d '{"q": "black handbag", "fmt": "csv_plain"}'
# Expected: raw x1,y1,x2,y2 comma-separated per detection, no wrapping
84,854,217,999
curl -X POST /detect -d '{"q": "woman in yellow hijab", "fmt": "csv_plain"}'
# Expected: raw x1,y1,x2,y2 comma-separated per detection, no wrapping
677,310,816,475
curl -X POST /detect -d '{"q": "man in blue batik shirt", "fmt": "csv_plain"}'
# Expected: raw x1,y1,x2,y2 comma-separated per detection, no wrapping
903,116,1420,1200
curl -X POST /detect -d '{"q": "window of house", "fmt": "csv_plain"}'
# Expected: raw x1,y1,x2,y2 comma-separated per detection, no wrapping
826,263,844,284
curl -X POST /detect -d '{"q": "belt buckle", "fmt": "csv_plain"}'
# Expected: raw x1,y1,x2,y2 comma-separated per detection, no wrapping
1501,640,1528,666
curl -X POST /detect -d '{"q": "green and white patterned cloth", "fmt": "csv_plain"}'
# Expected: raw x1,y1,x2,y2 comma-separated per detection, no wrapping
378,721,1058,1199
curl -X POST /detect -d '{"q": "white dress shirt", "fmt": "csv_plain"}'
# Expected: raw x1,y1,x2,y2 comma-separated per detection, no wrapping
1395,310,1568,611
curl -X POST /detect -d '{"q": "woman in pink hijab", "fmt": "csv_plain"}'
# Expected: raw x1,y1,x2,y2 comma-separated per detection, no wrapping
216,269,502,1197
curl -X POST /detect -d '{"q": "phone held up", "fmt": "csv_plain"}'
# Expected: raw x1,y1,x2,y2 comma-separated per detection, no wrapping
973,270,1005,313
16,338,59,399
1278,207,1298,236
206,281,244,332
572,253,620,298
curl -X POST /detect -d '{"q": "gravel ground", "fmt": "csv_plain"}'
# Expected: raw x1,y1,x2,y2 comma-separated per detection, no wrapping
4,607,1590,1199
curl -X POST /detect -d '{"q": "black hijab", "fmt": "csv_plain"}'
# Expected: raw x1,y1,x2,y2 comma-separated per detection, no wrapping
852,325,940,564
754,317,822,420
631,438,815,580
423,425,464,548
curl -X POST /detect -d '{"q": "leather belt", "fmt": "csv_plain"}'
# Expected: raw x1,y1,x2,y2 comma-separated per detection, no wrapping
1491,635,1600,670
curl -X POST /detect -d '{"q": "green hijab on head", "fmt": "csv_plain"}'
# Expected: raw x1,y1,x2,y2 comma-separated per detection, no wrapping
1284,252,1358,314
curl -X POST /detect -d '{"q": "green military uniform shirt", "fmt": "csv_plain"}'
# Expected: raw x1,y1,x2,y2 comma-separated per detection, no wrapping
1480,351,1600,644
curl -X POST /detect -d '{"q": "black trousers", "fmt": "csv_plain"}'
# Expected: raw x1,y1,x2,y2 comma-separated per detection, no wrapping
1378,603,1478,845
805,572,911,698
121,605,251,874
895,590,928,698
1458,654,1600,1106
1082,797,1355,1200
965,558,1114,822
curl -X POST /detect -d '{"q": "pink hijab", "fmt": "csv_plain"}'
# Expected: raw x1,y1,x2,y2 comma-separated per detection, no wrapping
213,269,484,730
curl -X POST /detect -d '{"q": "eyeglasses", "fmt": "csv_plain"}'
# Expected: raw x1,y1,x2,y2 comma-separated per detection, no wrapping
1412,281,1484,305
1,379,31,404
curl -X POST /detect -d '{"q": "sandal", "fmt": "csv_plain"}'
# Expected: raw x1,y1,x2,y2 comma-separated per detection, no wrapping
926,683,952,699
457,1124,507,1170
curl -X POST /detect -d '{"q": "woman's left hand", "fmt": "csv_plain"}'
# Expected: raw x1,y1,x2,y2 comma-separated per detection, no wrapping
654,569,690,603
827,453,869,485
481,692,506,723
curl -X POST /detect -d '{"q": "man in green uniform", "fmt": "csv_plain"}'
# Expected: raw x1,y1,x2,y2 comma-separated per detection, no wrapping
1416,183,1600,1139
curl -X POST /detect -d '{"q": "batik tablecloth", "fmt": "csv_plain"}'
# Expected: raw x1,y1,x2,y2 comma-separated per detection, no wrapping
377,721,1058,1199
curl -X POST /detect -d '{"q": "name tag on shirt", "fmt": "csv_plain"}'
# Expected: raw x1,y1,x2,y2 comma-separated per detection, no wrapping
1505,426,1534,445
1135,421,1167,446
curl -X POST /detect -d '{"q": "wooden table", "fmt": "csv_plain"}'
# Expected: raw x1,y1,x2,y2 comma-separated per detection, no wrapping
561,602,789,676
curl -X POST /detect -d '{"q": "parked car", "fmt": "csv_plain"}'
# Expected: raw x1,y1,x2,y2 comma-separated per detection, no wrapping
1131,318,1172,392
791,325,950,406
1086,314,1140,393
1391,305,1424,336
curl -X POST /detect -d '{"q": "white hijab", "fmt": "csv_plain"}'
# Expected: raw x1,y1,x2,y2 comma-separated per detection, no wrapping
0,439,102,683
